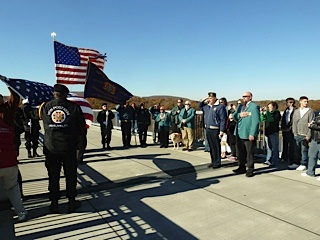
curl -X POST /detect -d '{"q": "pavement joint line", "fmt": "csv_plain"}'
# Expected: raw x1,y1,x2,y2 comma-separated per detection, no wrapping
176,168,320,237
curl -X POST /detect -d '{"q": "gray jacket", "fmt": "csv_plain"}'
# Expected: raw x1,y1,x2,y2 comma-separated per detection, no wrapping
292,108,314,138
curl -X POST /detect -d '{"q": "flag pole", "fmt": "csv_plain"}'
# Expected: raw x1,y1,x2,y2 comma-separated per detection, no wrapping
51,32,56,41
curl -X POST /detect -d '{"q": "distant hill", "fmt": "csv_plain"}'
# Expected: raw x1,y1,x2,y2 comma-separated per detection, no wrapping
2,93,320,111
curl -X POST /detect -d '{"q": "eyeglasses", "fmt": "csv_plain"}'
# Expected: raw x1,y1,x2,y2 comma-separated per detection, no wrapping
242,96,250,98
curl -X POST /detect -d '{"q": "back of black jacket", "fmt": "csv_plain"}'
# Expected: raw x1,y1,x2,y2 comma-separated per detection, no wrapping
40,98,85,154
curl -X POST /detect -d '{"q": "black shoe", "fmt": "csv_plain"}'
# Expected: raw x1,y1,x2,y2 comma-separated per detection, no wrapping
49,201,59,213
28,151,32,158
246,172,254,177
182,148,188,151
68,200,81,213
188,149,193,152
106,145,112,150
160,145,164,148
208,163,214,168
233,168,246,174
33,151,40,157
212,165,221,169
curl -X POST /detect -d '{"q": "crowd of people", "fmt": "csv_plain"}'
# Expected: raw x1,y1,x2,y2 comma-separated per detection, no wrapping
1,77,320,222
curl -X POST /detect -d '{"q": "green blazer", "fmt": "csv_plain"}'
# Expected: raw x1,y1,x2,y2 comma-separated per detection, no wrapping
233,102,260,139
178,108,195,129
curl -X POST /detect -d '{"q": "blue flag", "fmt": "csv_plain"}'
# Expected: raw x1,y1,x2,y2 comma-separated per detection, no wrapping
2,78,54,106
84,62,133,104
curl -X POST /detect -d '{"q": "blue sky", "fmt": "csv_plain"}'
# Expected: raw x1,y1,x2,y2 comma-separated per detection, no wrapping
1,0,319,101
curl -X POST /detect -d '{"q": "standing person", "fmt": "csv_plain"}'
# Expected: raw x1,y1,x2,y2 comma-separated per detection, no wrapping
281,98,296,165
0,80,27,221
149,103,160,144
131,102,138,134
301,115,320,179
116,101,135,148
291,96,314,171
260,101,281,167
36,84,85,213
179,100,196,151
21,98,41,158
219,97,229,159
97,103,115,150
137,102,151,146
232,91,260,177
171,99,184,133
14,107,26,199
199,92,227,168
226,113,237,160
155,106,171,148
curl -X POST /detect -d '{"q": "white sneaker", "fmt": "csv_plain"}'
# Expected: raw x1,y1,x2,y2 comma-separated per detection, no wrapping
288,163,299,169
15,211,28,221
296,165,307,171
263,160,271,165
301,172,312,177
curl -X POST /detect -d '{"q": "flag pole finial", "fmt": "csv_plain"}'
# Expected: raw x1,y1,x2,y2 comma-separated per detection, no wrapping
51,32,56,41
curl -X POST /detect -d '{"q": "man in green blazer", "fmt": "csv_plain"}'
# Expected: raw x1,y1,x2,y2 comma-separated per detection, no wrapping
232,91,260,177
179,101,196,151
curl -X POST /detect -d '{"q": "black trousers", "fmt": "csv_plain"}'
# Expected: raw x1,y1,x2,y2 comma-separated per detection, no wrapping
121,121,132,146
138,123,148,145
100,125,112,147
236,137,255,172
25,130,39,151
159,129,169,147
44,149,77,201
206,128,221,166
281,131,296,164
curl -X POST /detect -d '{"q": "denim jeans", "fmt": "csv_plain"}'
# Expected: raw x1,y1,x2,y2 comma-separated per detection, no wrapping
266,132,280,166
264,136,272,161
306,140,320,176
294,135,309,166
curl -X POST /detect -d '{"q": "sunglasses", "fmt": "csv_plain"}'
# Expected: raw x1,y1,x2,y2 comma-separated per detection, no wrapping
185,103,190,105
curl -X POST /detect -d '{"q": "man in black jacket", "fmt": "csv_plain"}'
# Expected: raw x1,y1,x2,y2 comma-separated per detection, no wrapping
37,84,85,213
137,102,151,146
97,103,115,149
116,102,135,148
21,99,41,158
280,98,296,166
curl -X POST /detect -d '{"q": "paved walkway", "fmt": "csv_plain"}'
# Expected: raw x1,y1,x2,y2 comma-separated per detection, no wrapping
1,126,320,240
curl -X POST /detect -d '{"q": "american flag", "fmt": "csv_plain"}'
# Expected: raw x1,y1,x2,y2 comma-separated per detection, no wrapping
1,78,93,128
3,78,54,106
54,41,105,85
67,94,93,128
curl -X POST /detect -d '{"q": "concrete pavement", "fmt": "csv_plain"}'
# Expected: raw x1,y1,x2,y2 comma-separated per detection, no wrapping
1,125,320,239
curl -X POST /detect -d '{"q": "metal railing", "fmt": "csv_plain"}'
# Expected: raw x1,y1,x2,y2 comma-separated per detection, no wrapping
92,110,271,151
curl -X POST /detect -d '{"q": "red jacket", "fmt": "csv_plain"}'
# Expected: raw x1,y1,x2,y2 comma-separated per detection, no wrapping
0,88,20,168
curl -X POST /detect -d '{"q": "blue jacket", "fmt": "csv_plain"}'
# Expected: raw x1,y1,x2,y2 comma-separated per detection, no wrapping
199,101,227,132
